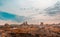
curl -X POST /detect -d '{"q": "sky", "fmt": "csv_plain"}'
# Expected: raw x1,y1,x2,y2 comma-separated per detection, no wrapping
0,0,60,24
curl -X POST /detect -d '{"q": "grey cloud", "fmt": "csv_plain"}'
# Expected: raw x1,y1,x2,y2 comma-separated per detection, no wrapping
45,1,60,16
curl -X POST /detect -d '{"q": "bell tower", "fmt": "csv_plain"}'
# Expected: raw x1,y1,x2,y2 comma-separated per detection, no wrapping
40,22,44,26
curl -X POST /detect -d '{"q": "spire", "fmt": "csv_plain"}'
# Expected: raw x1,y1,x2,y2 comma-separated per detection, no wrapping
22,21,28,26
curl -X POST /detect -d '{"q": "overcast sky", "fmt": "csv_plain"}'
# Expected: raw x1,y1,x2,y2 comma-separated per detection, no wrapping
0,0,60,24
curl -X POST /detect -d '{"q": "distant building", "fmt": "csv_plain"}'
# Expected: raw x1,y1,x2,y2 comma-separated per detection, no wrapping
3,23,10,30
4,23,9,27
40,22,44,26
21,21,28,26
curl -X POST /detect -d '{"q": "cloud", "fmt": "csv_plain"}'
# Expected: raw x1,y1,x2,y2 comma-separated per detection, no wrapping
45,1,60,16
0,0,57,16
